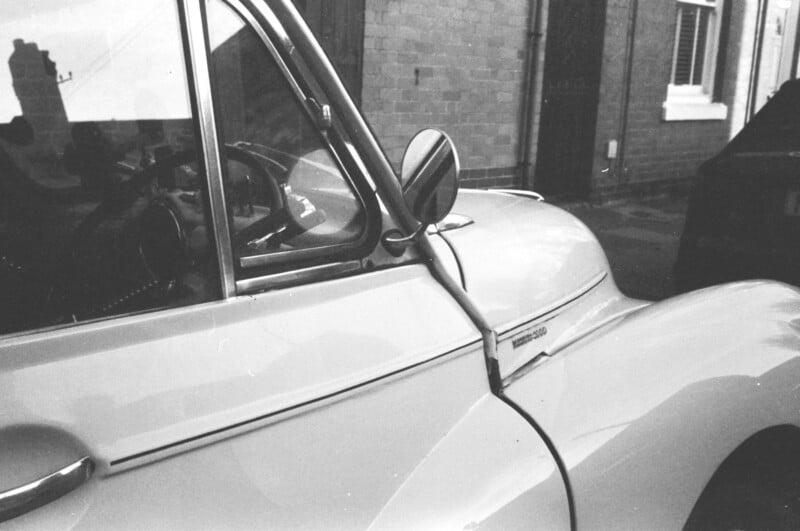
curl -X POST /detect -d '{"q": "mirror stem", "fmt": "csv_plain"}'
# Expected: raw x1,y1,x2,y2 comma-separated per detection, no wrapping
381,224,427,257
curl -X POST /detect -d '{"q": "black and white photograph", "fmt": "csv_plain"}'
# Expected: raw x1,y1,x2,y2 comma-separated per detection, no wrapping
1,0,800,529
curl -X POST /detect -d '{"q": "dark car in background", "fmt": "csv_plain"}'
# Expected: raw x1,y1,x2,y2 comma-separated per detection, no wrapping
675,79,800,292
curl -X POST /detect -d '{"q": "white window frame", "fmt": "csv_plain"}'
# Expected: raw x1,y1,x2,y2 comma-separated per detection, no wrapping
663,0,728,121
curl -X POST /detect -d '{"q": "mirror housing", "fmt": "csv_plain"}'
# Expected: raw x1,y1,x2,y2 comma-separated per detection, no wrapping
382,129,460,256
400,129,460,224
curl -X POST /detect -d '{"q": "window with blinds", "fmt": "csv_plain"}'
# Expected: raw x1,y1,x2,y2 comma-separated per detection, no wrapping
663,0,727,120
671,2,714,85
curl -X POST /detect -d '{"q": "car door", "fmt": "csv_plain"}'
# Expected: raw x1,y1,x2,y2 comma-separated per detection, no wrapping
0,0,569,528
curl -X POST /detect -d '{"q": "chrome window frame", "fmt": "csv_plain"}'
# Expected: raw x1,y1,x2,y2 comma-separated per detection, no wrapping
0,0,379,339
182,0,237,299
0,0,232,340
196,0,381,295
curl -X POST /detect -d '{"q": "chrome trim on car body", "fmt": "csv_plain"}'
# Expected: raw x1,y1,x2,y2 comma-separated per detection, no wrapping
426,213,475,234
501,302,646,389
490,189,545,202
496,271,608,339
183,0,236,298
343,142,378,192
108,335,483,470
238,249,307,269
235,260,362,294
0,457,94,523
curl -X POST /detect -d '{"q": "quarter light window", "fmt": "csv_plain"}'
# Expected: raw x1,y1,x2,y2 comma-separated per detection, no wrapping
663,0,728,121
206,0,367,276
0,0,220,336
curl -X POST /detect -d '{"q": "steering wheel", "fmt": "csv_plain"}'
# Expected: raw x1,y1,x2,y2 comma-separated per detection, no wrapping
64,144,285,318
77,145,283,234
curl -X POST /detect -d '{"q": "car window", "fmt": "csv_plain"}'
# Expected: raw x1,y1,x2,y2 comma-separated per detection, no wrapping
0,0,220,336
206,0,367,273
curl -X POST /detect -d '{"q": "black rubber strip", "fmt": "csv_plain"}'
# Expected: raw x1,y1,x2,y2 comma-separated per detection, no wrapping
496,390,577,531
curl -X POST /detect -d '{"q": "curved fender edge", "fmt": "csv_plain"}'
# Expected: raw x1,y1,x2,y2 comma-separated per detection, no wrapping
367,393,571,530
503,280,800,530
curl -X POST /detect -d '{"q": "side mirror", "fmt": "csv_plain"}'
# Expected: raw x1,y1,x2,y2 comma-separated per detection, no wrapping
383,129,460,256
400,129,460,224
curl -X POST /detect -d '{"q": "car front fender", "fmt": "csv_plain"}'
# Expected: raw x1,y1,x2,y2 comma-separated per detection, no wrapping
503,280,800,529
367,393,571,530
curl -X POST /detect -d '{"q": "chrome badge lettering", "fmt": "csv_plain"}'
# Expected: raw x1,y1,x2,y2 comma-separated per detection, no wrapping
512,326,548,349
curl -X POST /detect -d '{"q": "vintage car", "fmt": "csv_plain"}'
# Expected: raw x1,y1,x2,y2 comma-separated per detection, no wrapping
675,79,800,292
1,0,800,529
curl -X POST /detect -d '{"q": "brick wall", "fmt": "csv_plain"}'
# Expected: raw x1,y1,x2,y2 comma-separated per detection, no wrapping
591,0,753,200
361,0,530,189
358,0,769,199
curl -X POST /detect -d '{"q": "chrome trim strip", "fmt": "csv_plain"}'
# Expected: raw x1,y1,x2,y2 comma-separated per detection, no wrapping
236,260,361,294
432,213,474,233
239,244,345,269
0,457,94,523
546,305,640,357
490,189,545,202
344,142,378,192
183,0,236,298
109,337,482,469
502,301,647,388
496,271,608,338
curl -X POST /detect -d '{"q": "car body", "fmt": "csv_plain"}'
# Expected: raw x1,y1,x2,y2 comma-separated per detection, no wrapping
1,1,800,529
675,79,800,292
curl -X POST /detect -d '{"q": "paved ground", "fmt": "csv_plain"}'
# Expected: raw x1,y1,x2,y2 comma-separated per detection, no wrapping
559,194,689,301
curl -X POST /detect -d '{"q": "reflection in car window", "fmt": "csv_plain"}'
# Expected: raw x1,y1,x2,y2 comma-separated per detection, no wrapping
0,0,220,336
206,0,366,269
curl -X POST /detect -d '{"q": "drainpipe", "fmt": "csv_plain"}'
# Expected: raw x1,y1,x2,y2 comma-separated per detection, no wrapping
615,0,639,185
747,0,770,120
517,0,544,190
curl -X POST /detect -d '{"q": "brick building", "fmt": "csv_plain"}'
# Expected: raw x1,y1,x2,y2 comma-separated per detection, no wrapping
360,0,532,188
301,1,800,200
589,0,800,201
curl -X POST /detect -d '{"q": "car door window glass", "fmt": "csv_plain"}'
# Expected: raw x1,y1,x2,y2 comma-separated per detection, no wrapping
0,0,219,336
206,0,366,271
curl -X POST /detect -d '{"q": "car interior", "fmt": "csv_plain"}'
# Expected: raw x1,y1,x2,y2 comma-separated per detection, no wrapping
0,0,366,335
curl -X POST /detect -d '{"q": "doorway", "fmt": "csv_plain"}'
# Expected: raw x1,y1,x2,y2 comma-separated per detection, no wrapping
535,0,607,198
